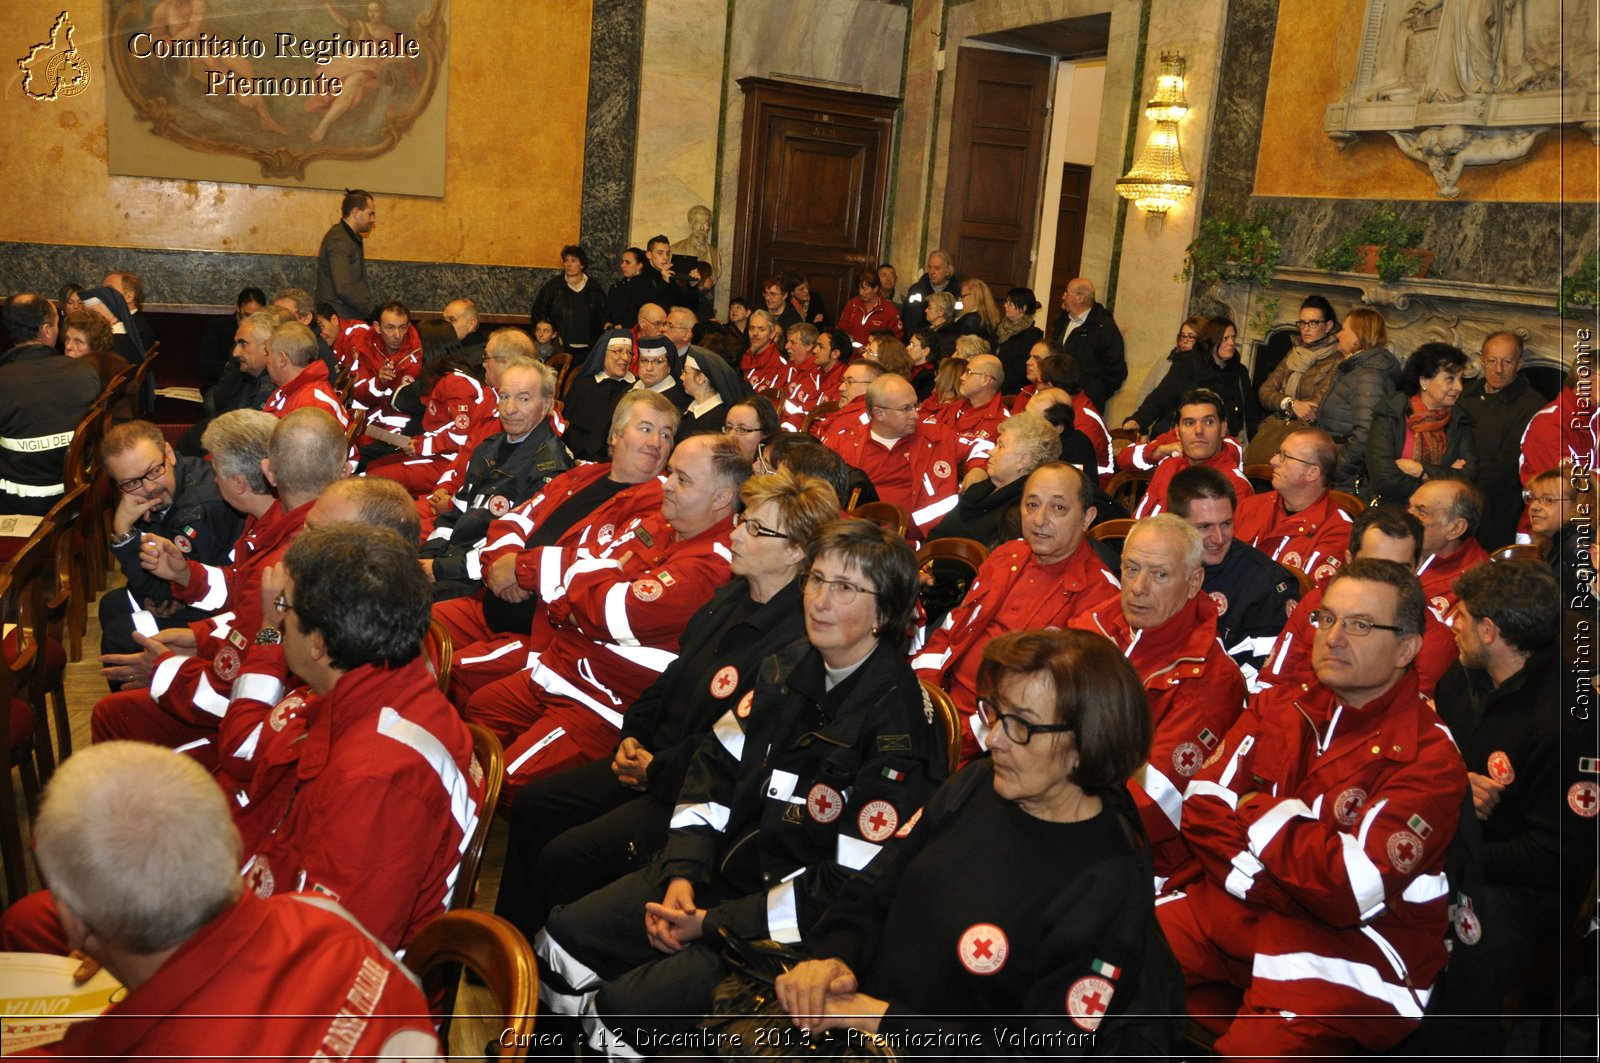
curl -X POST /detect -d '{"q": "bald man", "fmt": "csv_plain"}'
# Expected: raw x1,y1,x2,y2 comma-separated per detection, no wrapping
1052,277,1126,412
930,352,1011,440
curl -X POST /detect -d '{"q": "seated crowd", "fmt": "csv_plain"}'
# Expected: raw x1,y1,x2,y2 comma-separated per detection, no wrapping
0,239,1594,1059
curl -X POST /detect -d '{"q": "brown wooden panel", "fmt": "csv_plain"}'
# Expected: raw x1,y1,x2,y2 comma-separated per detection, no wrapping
939,47,1053,293
734,79,899,325
1048,163,1092,335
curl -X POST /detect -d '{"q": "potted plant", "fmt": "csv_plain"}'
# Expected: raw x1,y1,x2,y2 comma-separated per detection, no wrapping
1560,248,1598,321
1315,207,1432,284
1180,206,1285,289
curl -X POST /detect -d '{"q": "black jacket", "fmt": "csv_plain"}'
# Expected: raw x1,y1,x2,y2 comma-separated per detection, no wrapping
901,273,960,336
530,276,608,352
0,343,101,514
1130,348,1260,439
1463,375,1548,549
111,455,243,604
1364,393,1479,504
659,640,947,941
1056,303,1127,411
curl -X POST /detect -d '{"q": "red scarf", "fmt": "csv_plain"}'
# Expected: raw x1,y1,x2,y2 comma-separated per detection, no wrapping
1407,394,1451,466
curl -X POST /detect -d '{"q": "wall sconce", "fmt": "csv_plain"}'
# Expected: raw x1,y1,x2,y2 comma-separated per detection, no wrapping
1116,51,1194,231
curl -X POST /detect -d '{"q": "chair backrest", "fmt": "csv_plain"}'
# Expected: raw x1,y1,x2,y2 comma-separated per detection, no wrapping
1328,489,1366,518
546,352,574,397
850,501,910,539
1491,542,1542,562
37,486,88,640
402,910,538,1056
62,404,108,493
1,523,54,906
801,399,840,435
1105,470,1153,513
129,342,161,416
1109,427,1140,445
423,619,453,694
1088,517,1138,545
451,723,503,912
916,536,989,626
920,680,963,775
344,408,369,452
916,536,989,573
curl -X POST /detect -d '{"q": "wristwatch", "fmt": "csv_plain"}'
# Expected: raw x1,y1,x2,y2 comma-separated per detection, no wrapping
255,627,283,646
110,529,139,549
1280,396,1295,415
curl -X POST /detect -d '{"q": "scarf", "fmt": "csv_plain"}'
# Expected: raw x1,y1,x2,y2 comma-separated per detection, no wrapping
994,312,1037,345
1407,393,1452,466
1280,337,1339,400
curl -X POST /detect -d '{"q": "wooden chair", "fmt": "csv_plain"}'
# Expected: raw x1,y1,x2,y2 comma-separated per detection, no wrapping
1243,463,1275,493
32,489,88,774
452,723,504,911
1328,489,1366,518
1105,469,1153,514
402,910,538,1057
546,352,574,398
916,537,989,628
332,364,354,407
1,523,54,907
1286,565,1316,598
59,405,111,596
800,399,840,435
128,341,161,417
1109,427,1141,445
1491,543,1542,562
920,680,964,775
424,619,454,695
849,501,910,540
98,361,138,421
1088,517,1137,546
344,408,369,454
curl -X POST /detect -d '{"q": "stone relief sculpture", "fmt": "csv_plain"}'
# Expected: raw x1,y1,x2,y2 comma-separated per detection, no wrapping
1325,0,1597,196
669,205,720,277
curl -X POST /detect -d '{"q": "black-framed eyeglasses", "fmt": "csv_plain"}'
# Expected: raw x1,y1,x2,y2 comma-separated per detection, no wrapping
1297,319,1329,328
1274,449,1316,468
273,593,296,615
733,513,790,540
1308,610,1403,637
975,697,1074,745
804,570,877,604
115,460,167,493
724,424,764,436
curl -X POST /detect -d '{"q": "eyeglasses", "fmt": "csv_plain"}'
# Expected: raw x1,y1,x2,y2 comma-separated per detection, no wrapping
273,593,296,614
975,697,1074,745
724,423,764,436
1297,319,1330,329
1274,450,1317,468
1308,609,1403,637
960,370,996,380
638,357,669,367
115,460,167,493
843,376,873,387
1523,491,1568,507
1177,331,1198,341
804,570,877,604
733,513,791,540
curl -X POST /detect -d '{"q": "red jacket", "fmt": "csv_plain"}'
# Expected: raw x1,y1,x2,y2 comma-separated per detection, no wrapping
1234,490,1353,586
742,343,786,393
812,394,869,444
837,296,903,347
927,391,1011,441
1122,436,1253,518
413,369,498,460
1257,584,1457,697
232,660,483,950
513,511,734,736
348,325,422,432
22,893,436,1061
826,421,994,536
913,538,1118,759
478,463,663,582
263,360,349,428
1176,671,1464,1033
144,501,312,739
1417,539,1489,621
1520,386,1598,484
1072,592,1246,877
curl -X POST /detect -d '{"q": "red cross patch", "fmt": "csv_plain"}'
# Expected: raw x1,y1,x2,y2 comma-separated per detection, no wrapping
1569,781,1599,818
599,523,616,543
1282,550,1303,569
1334,787,1368,827
735,691,754,719
1386,829,1423,873
454,410,471,430
932,460,953,479
1067,975,1115,1031
807,783,843,824
1487,750,1515,785
213,645,242,682
1172,741,1203,777
268,694,305,733
857,799,898,842
1454,904,1482,945
1314,561,1339,584
244,855,275,897
957,923,1008,975
631,578,663,602
1208,591,1229,617
710,665,739,699
488,494,511,517
1428,595,1451,620
174,533,192,554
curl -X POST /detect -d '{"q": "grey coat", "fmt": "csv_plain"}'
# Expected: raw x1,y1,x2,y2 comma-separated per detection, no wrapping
1317,346,1401,490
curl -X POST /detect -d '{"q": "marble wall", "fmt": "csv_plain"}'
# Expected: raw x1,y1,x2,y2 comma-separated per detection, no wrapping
1198,0,1598,302
0,0,643,317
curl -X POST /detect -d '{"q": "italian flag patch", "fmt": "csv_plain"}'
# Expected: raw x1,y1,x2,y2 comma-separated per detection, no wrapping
1407,814,1432,839
1091,958,1121,980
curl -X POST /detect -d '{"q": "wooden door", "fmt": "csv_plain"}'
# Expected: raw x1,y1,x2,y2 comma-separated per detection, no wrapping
1047,162,1092,336
939,47,1053,294
733,79,899,324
